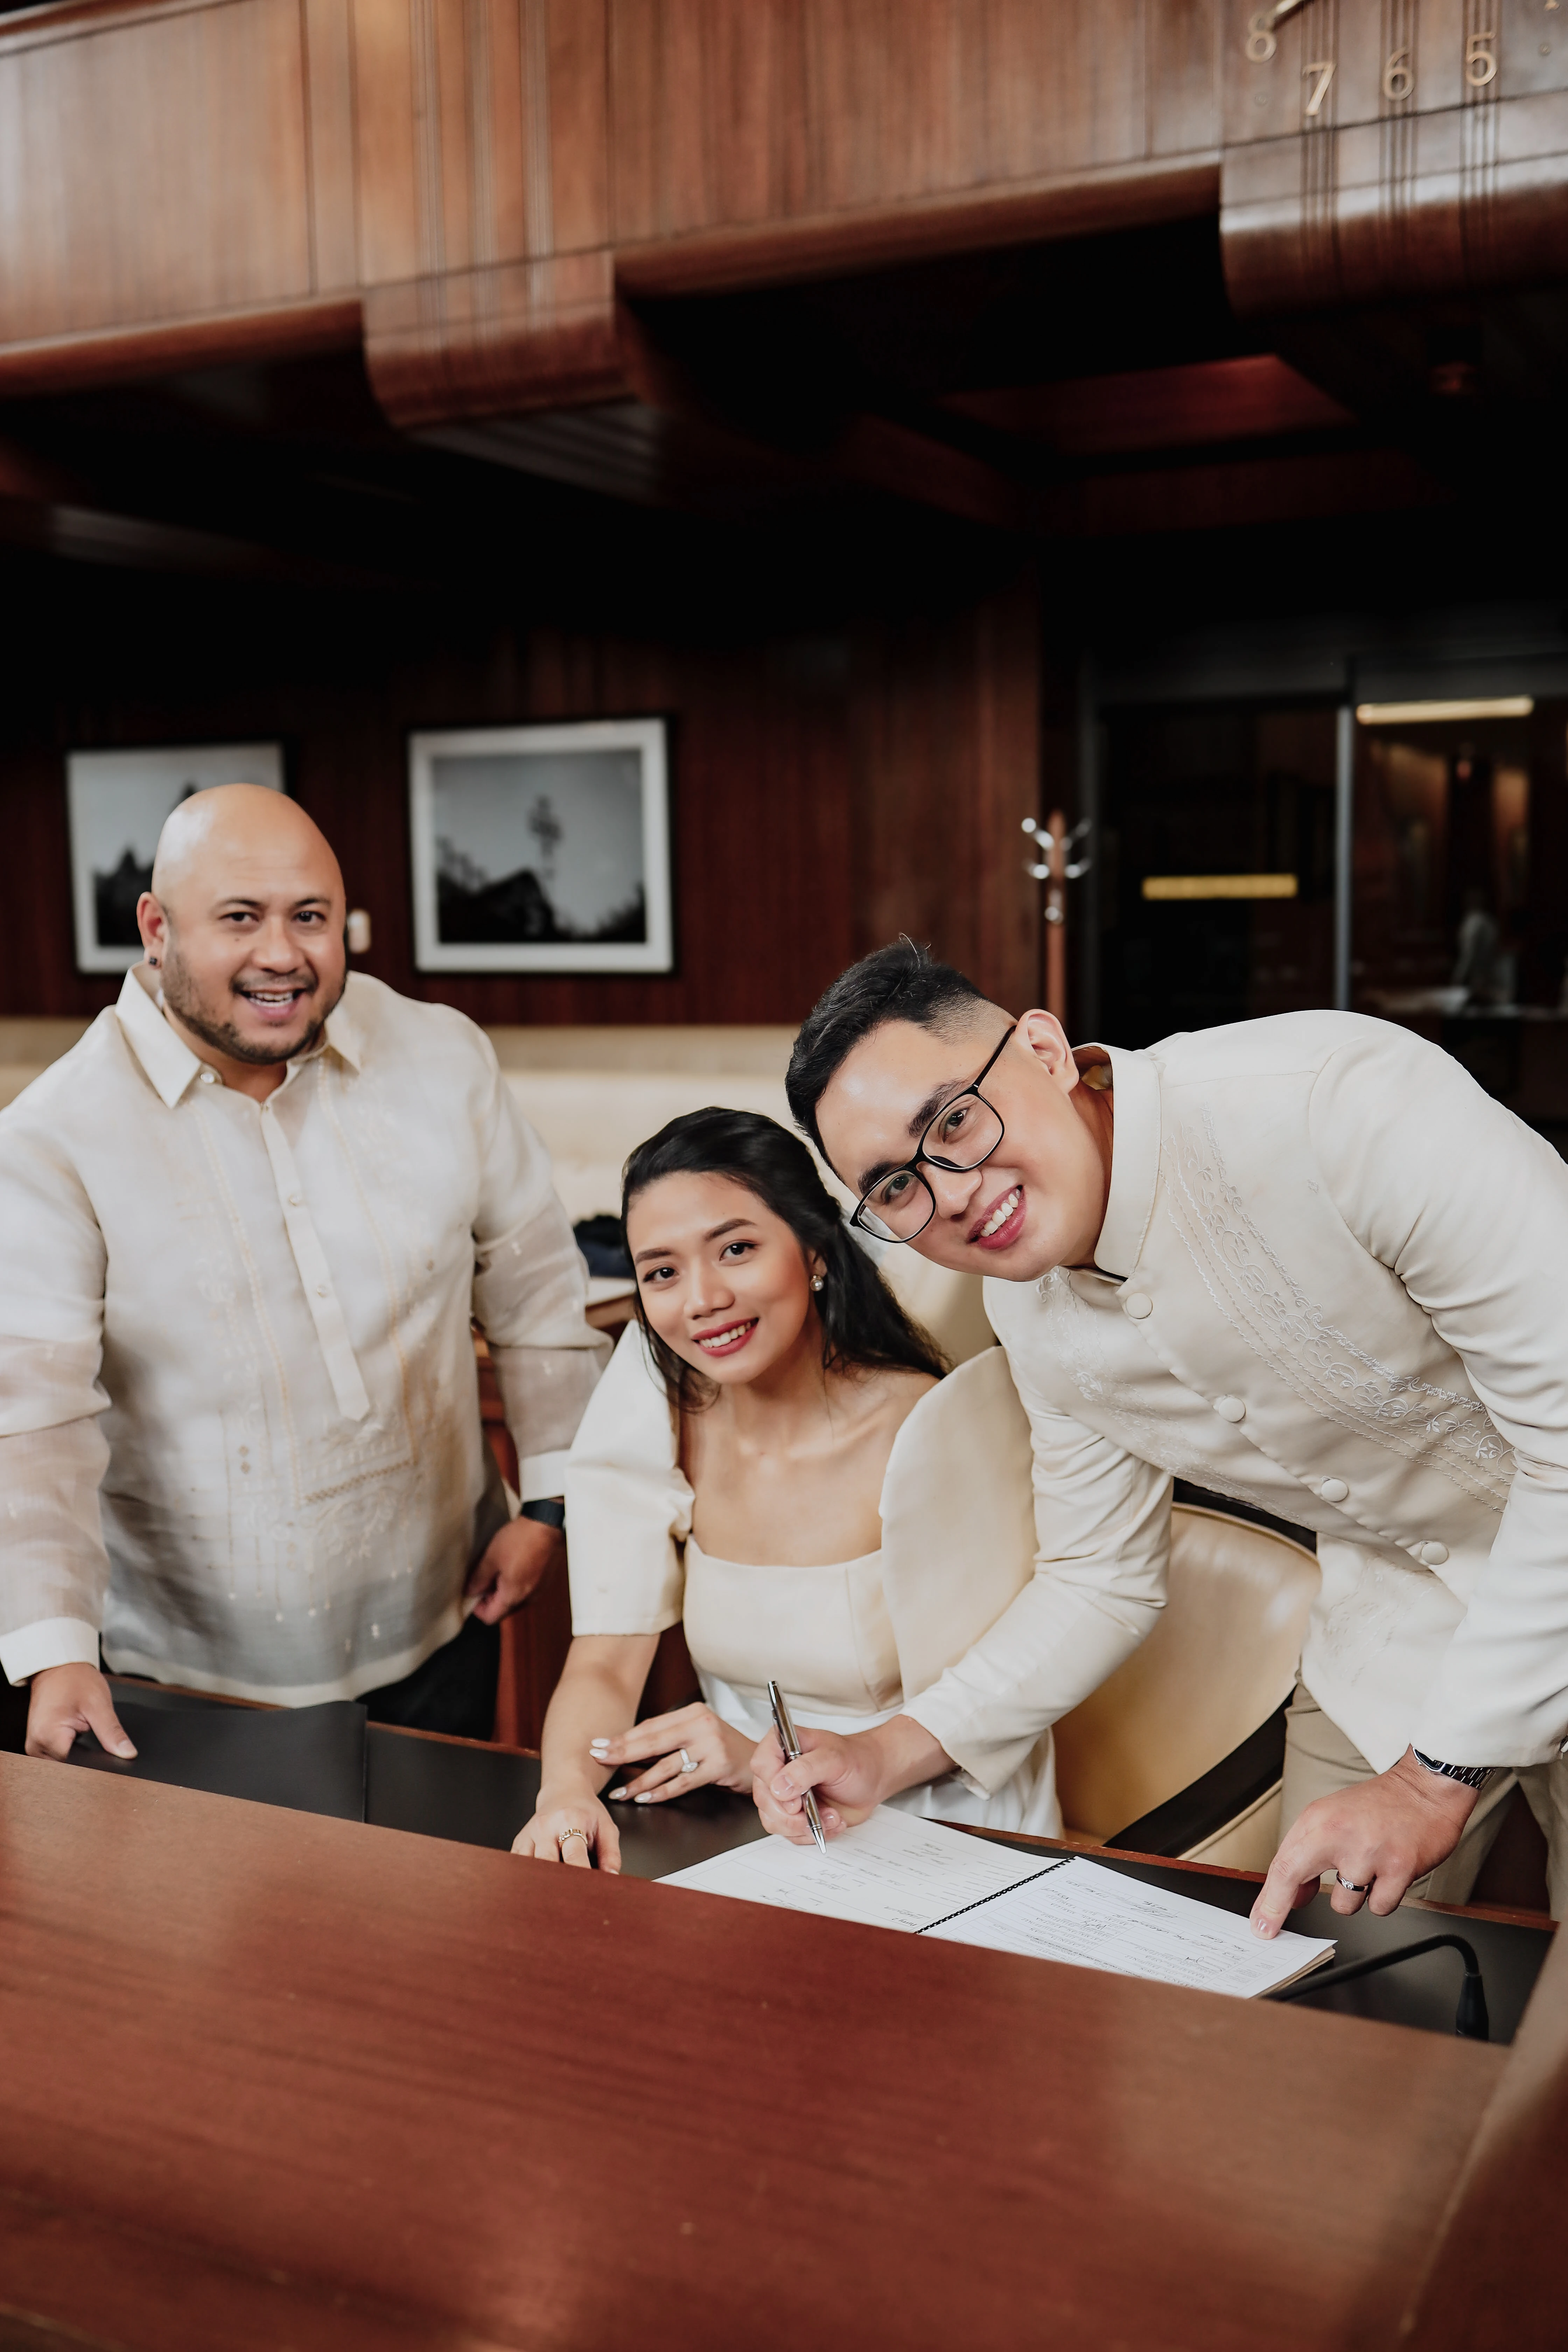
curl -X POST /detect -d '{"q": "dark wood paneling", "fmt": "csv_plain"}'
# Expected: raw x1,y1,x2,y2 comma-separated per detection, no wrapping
607,0,1153,246
0,0,1234,426
948,355,1353,456
850,568,1041,1010
0,621,860,1026
5,0,1568,448
1222,2,1568,316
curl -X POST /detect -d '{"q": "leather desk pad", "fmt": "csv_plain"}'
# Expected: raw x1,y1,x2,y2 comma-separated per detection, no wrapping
68,1695,368,1822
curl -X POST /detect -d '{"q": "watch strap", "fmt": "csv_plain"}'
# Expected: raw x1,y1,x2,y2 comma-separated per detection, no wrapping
519,1497,566,1530
1413,1749,1494,1791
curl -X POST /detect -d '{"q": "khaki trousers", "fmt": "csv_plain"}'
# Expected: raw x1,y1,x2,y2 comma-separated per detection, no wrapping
1281,1682,1568,1922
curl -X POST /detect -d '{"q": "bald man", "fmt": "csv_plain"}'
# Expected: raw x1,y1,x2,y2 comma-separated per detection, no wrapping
0,784,606,1757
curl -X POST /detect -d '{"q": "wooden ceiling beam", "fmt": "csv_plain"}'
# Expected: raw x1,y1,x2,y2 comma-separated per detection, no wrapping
946,356,1356,457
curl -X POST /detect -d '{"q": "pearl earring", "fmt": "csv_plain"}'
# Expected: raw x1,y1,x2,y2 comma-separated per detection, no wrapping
811,1275,825,1292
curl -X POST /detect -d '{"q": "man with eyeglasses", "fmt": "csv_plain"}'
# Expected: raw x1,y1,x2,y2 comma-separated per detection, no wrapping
768,938,1568,1939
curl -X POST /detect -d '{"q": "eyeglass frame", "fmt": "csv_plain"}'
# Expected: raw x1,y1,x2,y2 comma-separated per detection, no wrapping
848,1022,1018,1244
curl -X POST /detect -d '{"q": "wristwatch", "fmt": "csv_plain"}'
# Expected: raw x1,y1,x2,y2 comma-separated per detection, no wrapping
519,1496,566,1530
1413,1749,1494,1791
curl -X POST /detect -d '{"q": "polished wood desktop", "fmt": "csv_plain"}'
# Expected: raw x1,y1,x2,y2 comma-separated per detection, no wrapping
0,1746,1561,2352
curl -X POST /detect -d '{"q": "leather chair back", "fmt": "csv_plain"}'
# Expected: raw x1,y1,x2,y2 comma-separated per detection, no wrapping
1052,1502,1318,1843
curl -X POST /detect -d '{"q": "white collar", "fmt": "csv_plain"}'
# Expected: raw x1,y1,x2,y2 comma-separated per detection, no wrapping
1086,1042,1161,1279
113,968,363,1106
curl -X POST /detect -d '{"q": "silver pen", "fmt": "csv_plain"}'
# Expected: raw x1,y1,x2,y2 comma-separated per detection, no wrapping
766,1678,827,1854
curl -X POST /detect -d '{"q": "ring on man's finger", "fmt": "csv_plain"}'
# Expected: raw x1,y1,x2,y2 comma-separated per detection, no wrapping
678,1748,697,1775
1335,1870,1374,1893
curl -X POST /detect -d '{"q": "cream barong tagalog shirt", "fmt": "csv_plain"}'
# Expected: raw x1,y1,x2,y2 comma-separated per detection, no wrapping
904,1011,1568,1779
0,971,606,1702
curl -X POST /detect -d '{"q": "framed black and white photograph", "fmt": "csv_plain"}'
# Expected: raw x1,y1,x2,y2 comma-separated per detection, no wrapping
66,744,287,974
408,718,672,974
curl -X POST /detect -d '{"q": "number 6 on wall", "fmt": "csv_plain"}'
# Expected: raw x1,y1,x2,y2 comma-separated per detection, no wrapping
1382,47,1414,100
1465,29,1497,87
1302,58,1335,116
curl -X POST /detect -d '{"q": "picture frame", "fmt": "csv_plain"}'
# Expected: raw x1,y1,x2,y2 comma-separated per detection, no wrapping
408,718,673,975
66,744,287,974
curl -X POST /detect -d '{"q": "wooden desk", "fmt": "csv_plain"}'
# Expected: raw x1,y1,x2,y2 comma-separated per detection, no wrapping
0,1750,1545,2352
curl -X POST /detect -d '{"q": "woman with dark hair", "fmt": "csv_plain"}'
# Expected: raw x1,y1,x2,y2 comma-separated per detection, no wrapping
512,1108,1061,1871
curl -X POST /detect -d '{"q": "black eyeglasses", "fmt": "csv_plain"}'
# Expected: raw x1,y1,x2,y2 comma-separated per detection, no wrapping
850,1024,1016,1244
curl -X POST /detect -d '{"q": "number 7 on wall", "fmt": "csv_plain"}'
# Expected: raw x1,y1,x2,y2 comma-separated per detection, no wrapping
1302,57,1335,116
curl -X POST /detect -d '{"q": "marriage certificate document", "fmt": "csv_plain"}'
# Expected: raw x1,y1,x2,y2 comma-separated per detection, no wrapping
660,1807,1334,1999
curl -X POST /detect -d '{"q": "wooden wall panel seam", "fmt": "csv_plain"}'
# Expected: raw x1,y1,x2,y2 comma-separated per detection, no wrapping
301,0,362,291
522,0,552,261
300,0,319,290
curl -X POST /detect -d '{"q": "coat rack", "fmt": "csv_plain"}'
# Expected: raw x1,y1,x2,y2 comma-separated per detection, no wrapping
1023,811,1092,1024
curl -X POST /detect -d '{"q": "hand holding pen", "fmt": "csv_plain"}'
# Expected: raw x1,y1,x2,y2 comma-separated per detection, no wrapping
765,1680,827,1853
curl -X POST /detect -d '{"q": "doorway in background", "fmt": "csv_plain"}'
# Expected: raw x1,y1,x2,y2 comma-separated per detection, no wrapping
1098,704,1338,1049
1352,696,1568,1154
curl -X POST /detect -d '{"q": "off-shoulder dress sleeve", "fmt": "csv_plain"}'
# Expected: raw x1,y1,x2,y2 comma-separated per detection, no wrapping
564,1322,694,1636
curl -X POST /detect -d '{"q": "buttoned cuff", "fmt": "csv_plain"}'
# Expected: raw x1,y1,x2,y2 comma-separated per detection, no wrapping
901,1692,1039,1799
1410,1703,1561,1773
519,1449,570,1503
1,1615,101,1686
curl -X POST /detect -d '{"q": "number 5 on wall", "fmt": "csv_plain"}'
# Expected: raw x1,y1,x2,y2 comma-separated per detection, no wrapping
1303,58,1335,116
1465,30,1498,87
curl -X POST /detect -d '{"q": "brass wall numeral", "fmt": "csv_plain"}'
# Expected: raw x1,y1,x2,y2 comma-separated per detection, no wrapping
1382,46,1415,99
1303,57,1336,115
1246,9,1278,62
1464,28,1498,85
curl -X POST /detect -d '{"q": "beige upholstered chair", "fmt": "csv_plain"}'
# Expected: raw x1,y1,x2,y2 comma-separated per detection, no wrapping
875,1253,996,1369
883,1347,1318,1870
1052,1503,1318,1868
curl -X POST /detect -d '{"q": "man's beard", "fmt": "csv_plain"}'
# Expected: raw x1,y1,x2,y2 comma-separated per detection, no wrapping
161,950,337,1066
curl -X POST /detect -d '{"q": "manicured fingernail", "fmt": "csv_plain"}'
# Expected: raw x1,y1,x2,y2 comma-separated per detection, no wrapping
589,1740,610,1754
634,1793,652,1805
606,1787,626,1801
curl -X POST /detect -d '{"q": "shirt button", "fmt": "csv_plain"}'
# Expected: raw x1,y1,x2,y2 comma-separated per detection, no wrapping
1320,1478,1349,1504
289,1193,303,1207
316,1284,330,1298
198,1069,217,1085
1419,1542,1450,1567
1122,1291,1153,1319
1214,1395,1246,1422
